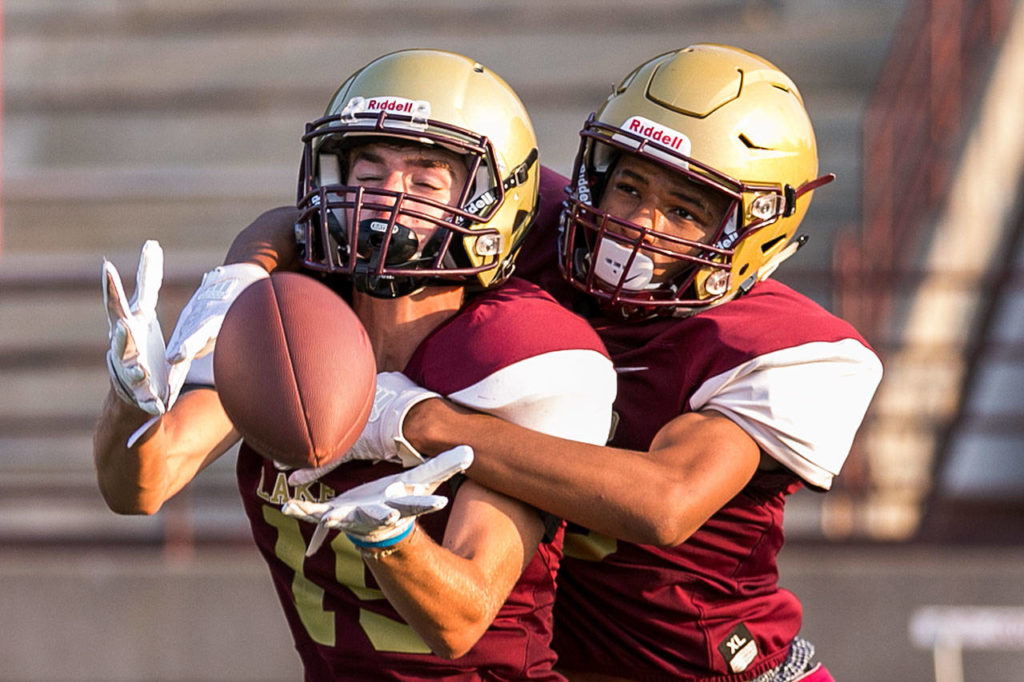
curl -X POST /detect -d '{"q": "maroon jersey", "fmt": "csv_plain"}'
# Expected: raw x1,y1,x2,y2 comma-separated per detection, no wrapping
236,277,613,681
519,169,881,679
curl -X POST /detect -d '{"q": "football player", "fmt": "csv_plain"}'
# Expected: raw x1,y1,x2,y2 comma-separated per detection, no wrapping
347,45,881,681
154,45,883,681
94,49,615,680
399,45,883,681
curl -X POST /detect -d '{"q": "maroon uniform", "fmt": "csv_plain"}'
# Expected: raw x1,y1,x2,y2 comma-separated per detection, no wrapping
520,168,881,680
237,277,615,681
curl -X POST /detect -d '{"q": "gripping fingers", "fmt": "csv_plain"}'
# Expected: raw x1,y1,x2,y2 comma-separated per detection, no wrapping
306,523,331,557
399,445,474,491
281,499,331,524
167,317,219,364
109,319,131,359
122,361,148,386
347,503,401,531
166,262,269,364
385,495,448,518
132,240,164,314
103,261,132,333
166,360,191,408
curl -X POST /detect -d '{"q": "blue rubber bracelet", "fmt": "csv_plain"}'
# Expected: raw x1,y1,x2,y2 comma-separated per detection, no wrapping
346,523,414,549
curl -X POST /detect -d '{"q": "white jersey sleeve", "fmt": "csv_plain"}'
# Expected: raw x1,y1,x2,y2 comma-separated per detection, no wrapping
446,349,616,445
688,338,882,489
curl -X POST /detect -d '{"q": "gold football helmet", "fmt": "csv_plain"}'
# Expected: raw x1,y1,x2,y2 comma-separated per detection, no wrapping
297,49,539,297
560,43,833,316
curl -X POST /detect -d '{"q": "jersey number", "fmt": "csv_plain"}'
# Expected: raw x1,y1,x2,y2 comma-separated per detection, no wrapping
263,506,431,653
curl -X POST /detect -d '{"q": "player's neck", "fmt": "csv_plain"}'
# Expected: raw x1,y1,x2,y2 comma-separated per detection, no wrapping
352,285,465,372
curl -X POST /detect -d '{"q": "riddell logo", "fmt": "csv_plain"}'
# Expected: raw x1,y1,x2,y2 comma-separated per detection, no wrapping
365,97,417,114
341,97,432,129
622,116,691,154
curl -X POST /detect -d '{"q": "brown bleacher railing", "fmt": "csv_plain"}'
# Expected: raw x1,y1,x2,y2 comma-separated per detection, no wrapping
834,0,1012,347
828,0,1015,518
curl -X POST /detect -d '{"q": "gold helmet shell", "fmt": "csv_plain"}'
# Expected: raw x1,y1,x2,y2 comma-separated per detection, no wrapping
297,49,539,297
561,43,833,316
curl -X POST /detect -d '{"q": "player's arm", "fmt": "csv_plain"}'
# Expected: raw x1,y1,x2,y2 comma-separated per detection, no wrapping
363,353,614,656
365,480,546,659
287,351,616,657
95,242,240,515
406,401,759,547
404,342,881,547
95,205,301,516
94,386,238,515
156,207,301,387
223,206,302,271
283,447,544,658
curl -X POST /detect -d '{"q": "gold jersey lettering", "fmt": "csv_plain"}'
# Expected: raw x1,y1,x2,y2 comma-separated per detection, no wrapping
290,480,320,503
267,472,292,504
264,505,430,654
256,465,336,503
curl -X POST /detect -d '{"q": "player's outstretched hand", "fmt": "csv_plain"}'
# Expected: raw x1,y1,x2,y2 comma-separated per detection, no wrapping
102,240,170,416
282,445,474,556
287,371,441,486
164,263,269,400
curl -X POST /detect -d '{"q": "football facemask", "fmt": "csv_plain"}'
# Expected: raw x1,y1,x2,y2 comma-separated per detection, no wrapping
295,50,540,298
559,44,834,318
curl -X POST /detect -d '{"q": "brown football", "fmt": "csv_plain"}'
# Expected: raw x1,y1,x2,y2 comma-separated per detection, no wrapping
214,272,376,469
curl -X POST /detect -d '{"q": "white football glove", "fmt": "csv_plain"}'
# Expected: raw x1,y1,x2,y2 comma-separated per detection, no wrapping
282,445,473,556
165,262,269,392
103,240,170,416
287,371,440,486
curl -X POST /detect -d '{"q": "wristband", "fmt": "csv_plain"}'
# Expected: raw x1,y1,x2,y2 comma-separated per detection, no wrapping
350,525,416,561
346,522,414,549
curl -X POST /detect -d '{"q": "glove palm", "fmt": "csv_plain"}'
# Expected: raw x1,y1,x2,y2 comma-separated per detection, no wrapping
282,445,473,556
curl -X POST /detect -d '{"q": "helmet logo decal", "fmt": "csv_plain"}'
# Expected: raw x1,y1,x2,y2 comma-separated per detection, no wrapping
713,212,740,250
340,96,432,130
465,189,500,216
575,164,592,205
461,147,539,219
618,114,692,155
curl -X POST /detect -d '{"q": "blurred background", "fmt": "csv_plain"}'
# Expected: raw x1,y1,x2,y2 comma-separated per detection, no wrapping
2,0,1024,680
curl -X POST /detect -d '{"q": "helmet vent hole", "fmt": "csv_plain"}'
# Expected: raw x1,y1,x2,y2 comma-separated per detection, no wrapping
761,235,787,253
738,134,769,151
738,264,749,276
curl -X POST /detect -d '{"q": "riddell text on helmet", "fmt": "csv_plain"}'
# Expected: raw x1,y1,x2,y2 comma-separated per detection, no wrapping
626,116,689,151
366,97,417,113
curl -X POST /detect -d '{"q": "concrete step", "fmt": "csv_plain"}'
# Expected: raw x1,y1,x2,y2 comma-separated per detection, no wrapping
5,23,896,122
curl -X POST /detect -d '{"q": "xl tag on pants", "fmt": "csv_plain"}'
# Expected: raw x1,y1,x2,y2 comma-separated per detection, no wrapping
718,622,758,673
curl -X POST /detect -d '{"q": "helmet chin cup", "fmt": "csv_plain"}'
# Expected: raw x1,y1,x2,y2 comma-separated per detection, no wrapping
591,238,655,291
356,218,419,266
352,268,421,298
351,217,422,298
